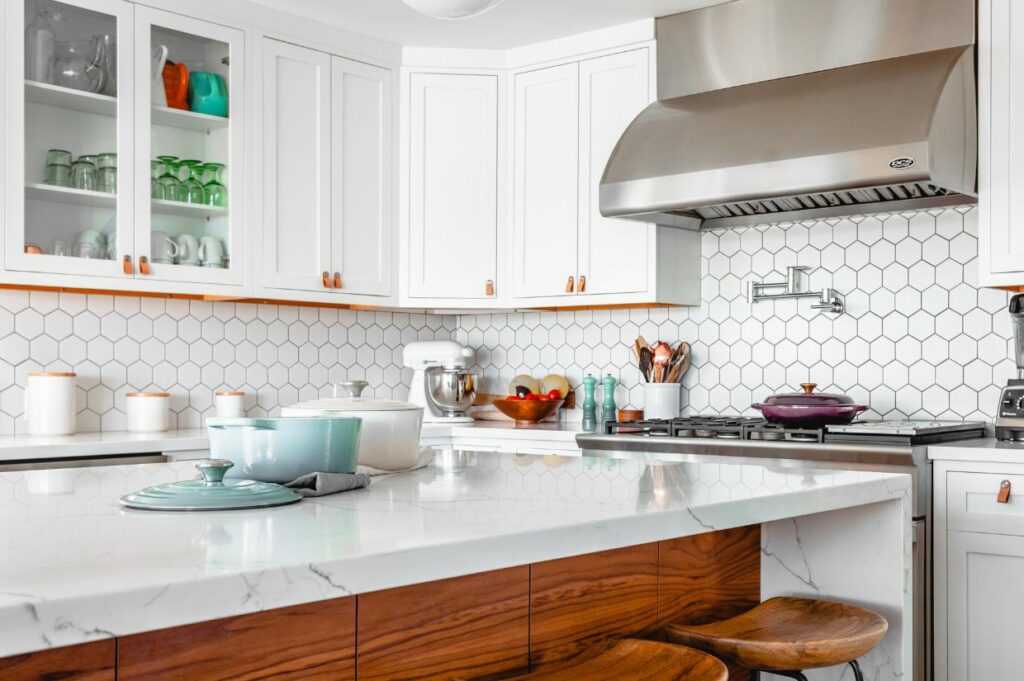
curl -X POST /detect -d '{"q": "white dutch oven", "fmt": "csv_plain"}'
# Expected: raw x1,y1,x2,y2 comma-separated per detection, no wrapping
282,396,423,470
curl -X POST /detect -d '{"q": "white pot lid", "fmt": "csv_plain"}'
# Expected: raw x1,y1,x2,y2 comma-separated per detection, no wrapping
287,397,423,412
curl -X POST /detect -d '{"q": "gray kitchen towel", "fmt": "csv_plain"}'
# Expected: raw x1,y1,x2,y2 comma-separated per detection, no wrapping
285,471,371,497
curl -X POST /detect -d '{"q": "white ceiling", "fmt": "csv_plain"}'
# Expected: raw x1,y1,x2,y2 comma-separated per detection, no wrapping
247,0,729,49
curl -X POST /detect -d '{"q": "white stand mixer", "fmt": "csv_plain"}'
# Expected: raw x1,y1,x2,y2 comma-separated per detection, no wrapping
403,341,477,423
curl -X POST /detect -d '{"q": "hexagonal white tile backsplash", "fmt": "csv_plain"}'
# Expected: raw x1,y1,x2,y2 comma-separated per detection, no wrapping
0,295,455,434
0,206,1009,433
458,206,1013,422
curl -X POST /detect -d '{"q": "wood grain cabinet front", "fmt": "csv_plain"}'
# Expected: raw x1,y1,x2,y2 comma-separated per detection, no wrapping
357,566,531,681
117,596,356,681
0,639,115,681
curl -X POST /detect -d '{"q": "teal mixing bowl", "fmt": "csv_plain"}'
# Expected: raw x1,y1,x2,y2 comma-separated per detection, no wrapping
207,417,362,483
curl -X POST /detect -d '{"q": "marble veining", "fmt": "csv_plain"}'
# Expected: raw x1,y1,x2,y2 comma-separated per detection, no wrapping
0,450,910,657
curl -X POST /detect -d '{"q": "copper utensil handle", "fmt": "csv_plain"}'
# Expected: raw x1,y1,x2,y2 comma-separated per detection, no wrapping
333,272,342,289
565,275,575,293
998,479,1012,504
138,255,151,275
122,255,134,275
322,271,331,288
578,275,586,292
800,382,817,393
485,279,494,296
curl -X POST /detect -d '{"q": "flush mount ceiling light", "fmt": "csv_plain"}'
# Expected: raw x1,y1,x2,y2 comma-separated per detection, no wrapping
400,0,505,20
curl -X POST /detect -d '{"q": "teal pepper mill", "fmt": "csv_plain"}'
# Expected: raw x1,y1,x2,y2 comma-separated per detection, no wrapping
581,374,598,432
601,374,617,428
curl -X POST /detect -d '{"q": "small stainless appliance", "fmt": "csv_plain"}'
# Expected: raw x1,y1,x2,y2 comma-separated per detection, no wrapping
403,340,477,424
996,293,1024,440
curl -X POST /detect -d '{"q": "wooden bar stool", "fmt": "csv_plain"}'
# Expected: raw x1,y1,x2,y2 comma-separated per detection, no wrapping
496,639,728,681
665,597,888,681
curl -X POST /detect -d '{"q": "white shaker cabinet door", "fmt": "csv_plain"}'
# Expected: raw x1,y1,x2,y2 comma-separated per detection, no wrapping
260,38,332,293
979,0,1024,285
944,531,1024,680
511,62,580,299
577,48,653,297
331,56,392,297
407,73,498,300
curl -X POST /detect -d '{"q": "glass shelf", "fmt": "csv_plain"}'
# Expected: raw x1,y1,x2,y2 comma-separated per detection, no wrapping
26,182,116,208
151,198,227,218
24,79,116,115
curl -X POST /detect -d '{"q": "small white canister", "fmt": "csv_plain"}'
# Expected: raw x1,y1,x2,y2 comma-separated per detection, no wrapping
644,383,681,420
25,372,77,435
126,392,170,432
214,391,245,418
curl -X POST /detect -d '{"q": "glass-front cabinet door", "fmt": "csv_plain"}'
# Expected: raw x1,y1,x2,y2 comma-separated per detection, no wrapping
133,6,244,287
6,0,133,280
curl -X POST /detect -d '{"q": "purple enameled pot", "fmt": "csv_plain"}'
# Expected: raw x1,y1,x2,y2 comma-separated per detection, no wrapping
751,383,868,427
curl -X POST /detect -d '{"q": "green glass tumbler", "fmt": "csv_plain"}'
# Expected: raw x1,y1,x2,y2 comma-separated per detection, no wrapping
202,163,227,207
155,155,182,202
179,159,206,204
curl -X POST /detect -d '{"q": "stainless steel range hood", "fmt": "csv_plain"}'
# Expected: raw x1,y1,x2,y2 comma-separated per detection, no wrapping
600,0,977,230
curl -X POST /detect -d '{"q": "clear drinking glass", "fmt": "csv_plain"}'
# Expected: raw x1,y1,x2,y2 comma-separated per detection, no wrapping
178,160,206,204
155,155,182,201
44,163,71,187
202,163,227,207
96,153,116,194
71,160,96,191
79,154,98,167
45,149,72,166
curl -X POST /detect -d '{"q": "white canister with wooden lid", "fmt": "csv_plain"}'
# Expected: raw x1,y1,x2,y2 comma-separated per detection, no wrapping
126,392,170,432
25,372,77,435
214,391,245,418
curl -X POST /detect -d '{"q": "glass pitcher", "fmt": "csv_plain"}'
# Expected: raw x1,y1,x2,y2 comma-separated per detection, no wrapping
51,37,107,93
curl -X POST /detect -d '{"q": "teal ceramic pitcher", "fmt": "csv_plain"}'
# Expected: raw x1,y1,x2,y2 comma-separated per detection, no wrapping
189,71,228,117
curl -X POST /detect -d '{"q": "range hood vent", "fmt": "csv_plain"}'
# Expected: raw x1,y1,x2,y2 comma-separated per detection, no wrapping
600,0,977,230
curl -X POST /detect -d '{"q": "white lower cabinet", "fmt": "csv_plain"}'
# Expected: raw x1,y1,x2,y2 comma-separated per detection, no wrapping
259,38,394,303
935,461,1024,681
404,72,499,304
511,47,699,307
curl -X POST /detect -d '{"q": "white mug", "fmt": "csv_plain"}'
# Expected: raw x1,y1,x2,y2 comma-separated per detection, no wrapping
25,372,77,435
126,392,170,432
198,236,225,267
176,234,200,265
151,230,179,263
214,391,245,418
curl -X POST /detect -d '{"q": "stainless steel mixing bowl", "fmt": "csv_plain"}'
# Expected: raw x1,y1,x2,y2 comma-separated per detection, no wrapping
425,367,477,417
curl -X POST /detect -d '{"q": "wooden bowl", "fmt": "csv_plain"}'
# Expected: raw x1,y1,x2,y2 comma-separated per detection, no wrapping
492,398,564,425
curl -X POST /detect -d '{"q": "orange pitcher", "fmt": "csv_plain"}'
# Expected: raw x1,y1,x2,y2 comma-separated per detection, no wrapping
162,60,189,110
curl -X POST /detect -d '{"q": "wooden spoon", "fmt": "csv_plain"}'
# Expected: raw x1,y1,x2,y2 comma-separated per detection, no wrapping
653,341,673,384
639,346,654,383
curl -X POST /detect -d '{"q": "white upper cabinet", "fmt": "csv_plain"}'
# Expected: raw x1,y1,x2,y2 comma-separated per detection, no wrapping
133,6,245,288
512,63,579,299
577,49,652,297
979,0,1024,287
406,72,498,302
331,56,392,297
5,0,134,283
3,0,246,294
259,39,394,301
510,46,699,307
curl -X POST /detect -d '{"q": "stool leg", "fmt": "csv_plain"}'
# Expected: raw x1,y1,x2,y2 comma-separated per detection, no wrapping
848,660,865,681
758,672,807,681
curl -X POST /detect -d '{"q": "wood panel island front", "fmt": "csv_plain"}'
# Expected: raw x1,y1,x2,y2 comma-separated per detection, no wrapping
0,450,911,680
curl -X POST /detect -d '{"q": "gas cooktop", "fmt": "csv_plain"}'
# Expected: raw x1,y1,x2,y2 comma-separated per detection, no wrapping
602,416,986,446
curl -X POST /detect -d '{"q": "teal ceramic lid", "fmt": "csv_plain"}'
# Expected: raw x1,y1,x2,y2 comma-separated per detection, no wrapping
120,460,302,511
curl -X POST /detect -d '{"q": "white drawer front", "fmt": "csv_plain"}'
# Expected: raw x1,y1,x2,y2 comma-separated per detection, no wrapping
947,470,1024,535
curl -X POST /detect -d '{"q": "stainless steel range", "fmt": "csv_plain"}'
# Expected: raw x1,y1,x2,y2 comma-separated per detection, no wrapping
577,417,986,681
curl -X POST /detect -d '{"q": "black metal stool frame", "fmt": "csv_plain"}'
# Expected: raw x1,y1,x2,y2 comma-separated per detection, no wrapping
756,659,864,681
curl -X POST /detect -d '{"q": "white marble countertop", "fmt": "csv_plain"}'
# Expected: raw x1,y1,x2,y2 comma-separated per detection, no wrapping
0,429,209,463
928,437,1024,464
0,421,584,465
0,449,910,657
